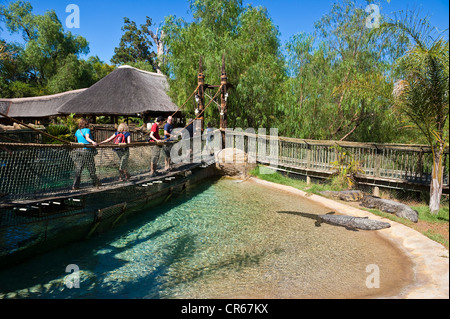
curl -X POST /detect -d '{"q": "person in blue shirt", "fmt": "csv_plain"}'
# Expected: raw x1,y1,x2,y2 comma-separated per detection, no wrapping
163,116,174,141
100,122,132,181
72,118,101,190
163,116,174,172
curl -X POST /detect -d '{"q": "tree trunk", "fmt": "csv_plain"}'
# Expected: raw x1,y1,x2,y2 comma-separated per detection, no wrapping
429,142,444,214
150,29,165,75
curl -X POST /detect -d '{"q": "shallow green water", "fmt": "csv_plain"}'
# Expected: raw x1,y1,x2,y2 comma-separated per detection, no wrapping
0,178,412,299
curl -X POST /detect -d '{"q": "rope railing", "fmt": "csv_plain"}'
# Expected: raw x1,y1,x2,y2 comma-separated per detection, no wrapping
0,140,183,202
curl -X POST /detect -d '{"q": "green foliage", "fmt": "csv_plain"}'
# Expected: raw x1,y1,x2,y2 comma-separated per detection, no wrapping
111,16,156,68
44,124,71,144
330,145,364,189
44,113,78,143
380,9,449,213
163,0,285,129
384,11,449,148
280,0,410,142
0,0,114,97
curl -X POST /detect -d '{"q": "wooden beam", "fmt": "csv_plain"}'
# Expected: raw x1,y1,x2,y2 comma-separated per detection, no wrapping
197,57,205,132
220,54,228,148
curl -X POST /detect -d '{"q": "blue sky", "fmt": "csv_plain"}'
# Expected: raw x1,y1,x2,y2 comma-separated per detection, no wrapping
1,0,448,63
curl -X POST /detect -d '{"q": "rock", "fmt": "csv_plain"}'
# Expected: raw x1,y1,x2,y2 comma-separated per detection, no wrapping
215,148,257,178
360,196,419,223
319,190,364,202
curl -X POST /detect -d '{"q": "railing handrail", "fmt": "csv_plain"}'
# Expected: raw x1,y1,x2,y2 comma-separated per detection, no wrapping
223,129,449,154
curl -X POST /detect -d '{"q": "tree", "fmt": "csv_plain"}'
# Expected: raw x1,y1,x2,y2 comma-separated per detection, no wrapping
0,0,97,96
1,1,89,85
0,41,8,60
282,0,409,142
163,0,285,129
111,16,158,71
382,10,449,214
0,1,114,97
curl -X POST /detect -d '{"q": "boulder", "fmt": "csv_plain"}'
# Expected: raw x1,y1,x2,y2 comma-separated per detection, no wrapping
360,196,419,223
215,148,257,178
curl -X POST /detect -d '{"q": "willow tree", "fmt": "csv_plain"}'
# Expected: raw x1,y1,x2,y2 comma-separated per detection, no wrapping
282,0,409,142
162,0,285,129
110,16,165,73
383,11,449,214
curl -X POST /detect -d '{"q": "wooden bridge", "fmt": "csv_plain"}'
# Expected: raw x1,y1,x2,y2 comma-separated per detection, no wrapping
224,130,449,195
89,126,449,195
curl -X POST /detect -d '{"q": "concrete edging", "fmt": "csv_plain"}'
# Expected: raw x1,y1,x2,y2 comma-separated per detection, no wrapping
249,177,449,299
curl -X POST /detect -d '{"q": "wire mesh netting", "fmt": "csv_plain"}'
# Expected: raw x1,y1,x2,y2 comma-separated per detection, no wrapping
0,143,175,202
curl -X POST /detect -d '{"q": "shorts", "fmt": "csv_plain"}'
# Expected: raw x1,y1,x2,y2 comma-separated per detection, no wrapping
150,144,162,165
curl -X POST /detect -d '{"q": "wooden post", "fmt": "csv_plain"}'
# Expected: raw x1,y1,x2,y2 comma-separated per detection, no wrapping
375,149,382,178
197,57,205,132
220,54,228,149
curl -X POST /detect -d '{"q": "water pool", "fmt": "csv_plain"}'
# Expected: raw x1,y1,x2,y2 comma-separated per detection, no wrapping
0,177,413,299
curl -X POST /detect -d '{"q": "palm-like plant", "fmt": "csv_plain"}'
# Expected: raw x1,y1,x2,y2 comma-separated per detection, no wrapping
382,10,449,214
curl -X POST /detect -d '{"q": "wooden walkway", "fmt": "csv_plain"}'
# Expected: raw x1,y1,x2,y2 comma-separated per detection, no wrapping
226,131,450,194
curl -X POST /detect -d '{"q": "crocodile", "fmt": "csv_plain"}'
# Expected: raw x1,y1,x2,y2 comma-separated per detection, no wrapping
360,196,419,223
278,211,391,231
319,190,364,202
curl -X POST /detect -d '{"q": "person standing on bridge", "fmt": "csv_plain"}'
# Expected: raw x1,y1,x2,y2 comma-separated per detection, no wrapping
72,118,101,190
163,116,175,172
148,116,164,176
99,122,132,181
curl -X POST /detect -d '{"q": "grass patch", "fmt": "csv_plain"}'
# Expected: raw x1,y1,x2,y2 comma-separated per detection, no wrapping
411,205,449,223
249,166,339,195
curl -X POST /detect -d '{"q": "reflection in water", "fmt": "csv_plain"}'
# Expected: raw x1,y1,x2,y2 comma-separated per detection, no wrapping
0,178,412,299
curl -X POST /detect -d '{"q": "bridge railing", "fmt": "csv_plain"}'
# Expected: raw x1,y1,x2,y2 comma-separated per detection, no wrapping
224,130,449,190
87,126,450,190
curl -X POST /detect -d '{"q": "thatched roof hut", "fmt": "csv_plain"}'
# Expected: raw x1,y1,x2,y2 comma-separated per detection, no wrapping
0,89,86,123
57,65,178,117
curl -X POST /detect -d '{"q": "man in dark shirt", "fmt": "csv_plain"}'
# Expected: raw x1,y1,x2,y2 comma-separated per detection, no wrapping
164,116,174,140
163,116,174,171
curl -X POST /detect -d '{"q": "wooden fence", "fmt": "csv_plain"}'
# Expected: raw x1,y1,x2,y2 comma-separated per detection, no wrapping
225,130,449,193
89,126,449,193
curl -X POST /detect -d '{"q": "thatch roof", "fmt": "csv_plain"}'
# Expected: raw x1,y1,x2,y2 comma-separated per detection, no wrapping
57,65,178,116
0,89,86,119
